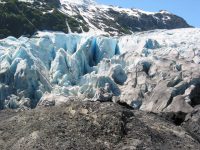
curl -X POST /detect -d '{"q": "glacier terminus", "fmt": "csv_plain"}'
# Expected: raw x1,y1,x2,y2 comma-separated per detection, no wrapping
0,28,199,112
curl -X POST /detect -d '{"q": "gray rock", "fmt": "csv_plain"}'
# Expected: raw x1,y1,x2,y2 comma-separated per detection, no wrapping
93,83,113,102
164,95,193,114
140,81,173,112
183,105,200,142
0,101,199,150
37,93,77,107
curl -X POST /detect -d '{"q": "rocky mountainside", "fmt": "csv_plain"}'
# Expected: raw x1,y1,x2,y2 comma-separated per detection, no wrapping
0,101,200,150
59,0,191,35
0,0,191,38
0,0,89,38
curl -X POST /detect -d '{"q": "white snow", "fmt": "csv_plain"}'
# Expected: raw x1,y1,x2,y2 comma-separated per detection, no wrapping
58,0,176,36
60,0,96,6
18,0,34,3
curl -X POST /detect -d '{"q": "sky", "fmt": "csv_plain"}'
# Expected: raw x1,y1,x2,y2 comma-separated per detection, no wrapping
97,0,200,27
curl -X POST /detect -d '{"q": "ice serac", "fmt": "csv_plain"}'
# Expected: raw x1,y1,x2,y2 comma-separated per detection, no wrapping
0,28,200,115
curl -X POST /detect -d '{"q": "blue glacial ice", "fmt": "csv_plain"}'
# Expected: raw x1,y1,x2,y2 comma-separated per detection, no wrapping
0,28,200,109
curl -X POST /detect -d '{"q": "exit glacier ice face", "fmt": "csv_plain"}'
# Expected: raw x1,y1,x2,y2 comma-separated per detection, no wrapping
0,28,200,110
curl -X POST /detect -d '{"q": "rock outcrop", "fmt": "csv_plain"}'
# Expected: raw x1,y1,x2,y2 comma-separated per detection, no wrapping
0,101,200,150
183,105,200,142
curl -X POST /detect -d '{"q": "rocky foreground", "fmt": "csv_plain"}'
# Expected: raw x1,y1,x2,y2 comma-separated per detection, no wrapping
0,101,200,150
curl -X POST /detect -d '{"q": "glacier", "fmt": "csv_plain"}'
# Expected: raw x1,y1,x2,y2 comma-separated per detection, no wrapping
0,28,200,111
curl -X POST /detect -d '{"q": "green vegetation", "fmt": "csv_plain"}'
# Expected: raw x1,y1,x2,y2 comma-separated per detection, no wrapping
0,0,89,38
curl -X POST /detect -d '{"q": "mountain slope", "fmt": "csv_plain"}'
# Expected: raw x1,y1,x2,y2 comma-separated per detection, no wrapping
0,0,89,38
60,0,191,35
0,0,191,38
